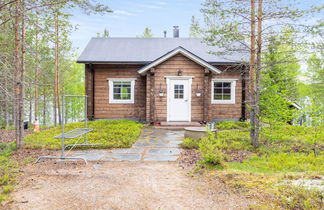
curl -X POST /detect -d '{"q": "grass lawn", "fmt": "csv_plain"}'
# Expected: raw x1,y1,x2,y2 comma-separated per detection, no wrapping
182,121,324,209
24,119,143,150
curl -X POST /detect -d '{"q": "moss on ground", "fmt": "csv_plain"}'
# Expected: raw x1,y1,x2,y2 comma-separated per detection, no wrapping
24,119,143,150
186,121,324,209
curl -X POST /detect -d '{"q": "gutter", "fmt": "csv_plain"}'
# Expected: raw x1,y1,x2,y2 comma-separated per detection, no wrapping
89,63,95,120
240,65,247,121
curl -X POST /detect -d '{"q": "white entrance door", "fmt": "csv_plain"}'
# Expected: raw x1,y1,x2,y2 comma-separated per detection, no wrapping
168,79,191,121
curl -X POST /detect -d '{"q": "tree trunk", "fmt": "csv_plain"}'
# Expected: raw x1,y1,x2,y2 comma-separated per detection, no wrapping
14,0,24,149
53,9,61,126
249,0,258,148
34,9,39,121
254,0,263,147
43,87,46,126
20,0,25,146
4,74,9,128
29,94,32,123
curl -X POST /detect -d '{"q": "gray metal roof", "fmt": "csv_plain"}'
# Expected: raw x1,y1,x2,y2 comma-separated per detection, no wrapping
77,38,246,64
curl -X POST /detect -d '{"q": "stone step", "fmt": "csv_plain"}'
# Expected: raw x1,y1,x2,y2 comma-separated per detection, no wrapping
155,121,205,130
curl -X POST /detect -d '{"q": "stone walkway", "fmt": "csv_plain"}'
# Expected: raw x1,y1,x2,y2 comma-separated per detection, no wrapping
71,129,184,162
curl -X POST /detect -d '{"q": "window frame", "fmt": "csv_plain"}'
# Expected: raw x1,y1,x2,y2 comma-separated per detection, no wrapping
211,79,237,104
107,78,136,104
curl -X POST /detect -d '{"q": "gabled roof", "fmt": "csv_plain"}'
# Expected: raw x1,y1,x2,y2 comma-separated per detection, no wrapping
138,47,222,75
77,38,247,64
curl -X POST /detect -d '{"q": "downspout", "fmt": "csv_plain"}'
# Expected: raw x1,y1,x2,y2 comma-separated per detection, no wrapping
89,63,95,120
240,65,246,121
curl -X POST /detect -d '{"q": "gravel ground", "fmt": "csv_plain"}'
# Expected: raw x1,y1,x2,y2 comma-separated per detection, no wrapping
0,129,33,143
8,161,251,210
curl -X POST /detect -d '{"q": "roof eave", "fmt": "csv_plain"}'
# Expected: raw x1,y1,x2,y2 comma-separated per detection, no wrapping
137,47,222,75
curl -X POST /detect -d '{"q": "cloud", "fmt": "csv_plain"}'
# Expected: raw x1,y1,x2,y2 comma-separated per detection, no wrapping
113,10,137,16
156,1,167,5
138,1,168,9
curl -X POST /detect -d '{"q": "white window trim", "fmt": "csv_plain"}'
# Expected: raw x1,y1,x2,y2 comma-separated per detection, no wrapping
107,78,136,104
211,79,237,104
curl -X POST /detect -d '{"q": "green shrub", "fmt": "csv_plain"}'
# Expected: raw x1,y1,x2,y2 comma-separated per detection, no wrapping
181,138,200,149
229,152,324,173
24,120,143,149
2,185,12,194
0,144,18,203
216,130,253,151
199,132,228,166
216,121,250,130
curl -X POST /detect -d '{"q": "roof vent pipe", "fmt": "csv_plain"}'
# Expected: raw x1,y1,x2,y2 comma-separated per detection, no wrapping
173,26,179,38
163,30,167,38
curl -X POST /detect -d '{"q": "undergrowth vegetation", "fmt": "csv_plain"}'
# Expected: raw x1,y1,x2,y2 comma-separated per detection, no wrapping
0,143,17,202
184,121,324,209
24,120,143,149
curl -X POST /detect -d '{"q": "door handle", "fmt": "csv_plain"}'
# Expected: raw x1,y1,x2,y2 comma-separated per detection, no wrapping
185,99,188,102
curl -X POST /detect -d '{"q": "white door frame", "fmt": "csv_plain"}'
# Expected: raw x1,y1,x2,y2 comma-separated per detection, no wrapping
165,76,193,122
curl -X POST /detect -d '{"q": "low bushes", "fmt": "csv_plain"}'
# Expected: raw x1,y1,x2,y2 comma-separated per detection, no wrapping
185,121,324,209
181,138,199,149
216,121,250,130
198,132,228,167
0,143,17,202
24,120,143,149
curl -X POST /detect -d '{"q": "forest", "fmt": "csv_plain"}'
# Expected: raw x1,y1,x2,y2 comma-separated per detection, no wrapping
0,0,323,208
0,0,323,148
0,0,111,147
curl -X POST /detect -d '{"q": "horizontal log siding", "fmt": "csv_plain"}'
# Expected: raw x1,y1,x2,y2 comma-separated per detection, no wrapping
92,64,146,120
209,66,243,120
154,54,205,121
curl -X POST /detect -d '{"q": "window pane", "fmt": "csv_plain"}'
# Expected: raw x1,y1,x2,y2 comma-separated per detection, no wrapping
223,82,231,88
174,84,184,99
113,94,121,99
214,82,222,88
112,81,132,100
223,88,231,94
213,81,233,101
223,94,231,100
215,88,222,94
214,94,222,100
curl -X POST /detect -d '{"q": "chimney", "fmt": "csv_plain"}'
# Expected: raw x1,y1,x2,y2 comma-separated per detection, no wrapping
163,30,167,38
173,26,179,38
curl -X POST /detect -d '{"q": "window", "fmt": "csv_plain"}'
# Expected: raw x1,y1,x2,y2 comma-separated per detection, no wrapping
211,79,237,104
108,78,136,104
174,84,184,99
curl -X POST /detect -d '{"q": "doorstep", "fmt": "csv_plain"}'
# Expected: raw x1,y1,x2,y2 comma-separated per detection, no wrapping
155,121,204,130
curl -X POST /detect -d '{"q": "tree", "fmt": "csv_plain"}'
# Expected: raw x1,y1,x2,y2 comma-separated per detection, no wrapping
307,53,324,108
260,28,301,123
189,16,201,38
0,0,112,148
201,0,317,148
137,27,153,38
97,28,109,38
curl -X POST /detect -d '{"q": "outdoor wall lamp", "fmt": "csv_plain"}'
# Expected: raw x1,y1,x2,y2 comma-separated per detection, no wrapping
158,83,165,96
196,84,202,97
177,69,183,76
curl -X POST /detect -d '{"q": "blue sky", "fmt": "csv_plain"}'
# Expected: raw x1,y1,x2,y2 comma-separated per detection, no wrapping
70,0,204,53
70,0,322,54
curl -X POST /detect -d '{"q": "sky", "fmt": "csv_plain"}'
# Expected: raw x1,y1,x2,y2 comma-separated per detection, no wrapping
70,0,204,53
69,0,322,54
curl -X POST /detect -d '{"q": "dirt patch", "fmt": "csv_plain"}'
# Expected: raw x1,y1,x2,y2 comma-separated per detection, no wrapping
8,161,251,210
223,150,253,163
11,149,56,162
178,149,202,168
0,130,33,144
